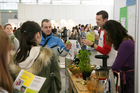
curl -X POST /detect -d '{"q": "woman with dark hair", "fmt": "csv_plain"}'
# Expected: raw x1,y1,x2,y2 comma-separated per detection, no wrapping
69,27,78,40
9,21,61,93
0,31,14,93
103,20,134,93
4,24,19,51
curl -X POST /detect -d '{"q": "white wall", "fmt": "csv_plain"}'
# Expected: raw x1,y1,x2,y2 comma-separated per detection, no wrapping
113,0,126,21
18,4,113,30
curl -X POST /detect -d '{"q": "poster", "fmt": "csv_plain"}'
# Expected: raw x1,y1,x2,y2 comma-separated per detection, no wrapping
120,7,127,29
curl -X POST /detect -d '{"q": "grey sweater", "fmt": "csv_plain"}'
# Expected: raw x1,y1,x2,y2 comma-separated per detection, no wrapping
9,34,19,51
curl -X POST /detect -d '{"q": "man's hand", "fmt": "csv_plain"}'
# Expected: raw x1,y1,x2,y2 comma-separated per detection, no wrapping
65,42,72,50
81,39,93,46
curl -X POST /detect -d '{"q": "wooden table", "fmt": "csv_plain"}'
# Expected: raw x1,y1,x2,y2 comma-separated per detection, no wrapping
67,68,90,93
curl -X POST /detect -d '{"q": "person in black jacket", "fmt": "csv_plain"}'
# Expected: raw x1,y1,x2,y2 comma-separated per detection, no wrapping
62,27,67,43
52,26,57,36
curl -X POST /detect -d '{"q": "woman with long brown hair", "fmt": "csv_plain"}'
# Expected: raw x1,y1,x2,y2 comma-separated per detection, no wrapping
0,30,13,93
103,20,134,93
0,25,4,30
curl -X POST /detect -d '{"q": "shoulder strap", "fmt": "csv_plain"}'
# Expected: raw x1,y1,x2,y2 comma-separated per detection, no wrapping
50,56,55,93
41,37,55,92
40,37,51,47
11,35,15,43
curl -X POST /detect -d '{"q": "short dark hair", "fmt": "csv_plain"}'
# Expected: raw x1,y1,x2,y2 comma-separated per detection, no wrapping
96,10,108,20
41,19,50,27
81,25,84,27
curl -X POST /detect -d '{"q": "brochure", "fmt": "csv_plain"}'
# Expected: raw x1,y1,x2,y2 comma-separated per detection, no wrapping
13,69,46,93
68,40,79,59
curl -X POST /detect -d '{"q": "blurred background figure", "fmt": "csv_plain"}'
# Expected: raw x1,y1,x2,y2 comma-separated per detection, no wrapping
52,26,57,36
4,24,19,51
13,27,16,33
57,26,61,38
69,27,78,40
62,26,67,43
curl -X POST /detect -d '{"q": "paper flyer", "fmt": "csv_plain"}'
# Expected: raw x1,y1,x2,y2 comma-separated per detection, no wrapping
13,70,46,93
68,40,79,59
121,17,126,27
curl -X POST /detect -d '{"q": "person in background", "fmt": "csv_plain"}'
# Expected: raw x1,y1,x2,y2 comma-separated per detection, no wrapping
0,31,14,93
89,24,92,31
92,26,99,45
61,26,68,43
39,19,71,62
52,26,57,36
85,24,90,32
13,27,16,33
0,25,4,30
9,21,62,93
14,22,23,41
57,26,61,38
82,10,116,67
81,26,88,50
103,20,134,93
78,24,81,30
69,27,78,40
72,27,75,32
80,25,84,32
4,24,19,51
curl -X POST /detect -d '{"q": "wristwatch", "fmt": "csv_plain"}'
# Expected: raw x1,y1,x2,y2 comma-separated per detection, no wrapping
91,43,95,48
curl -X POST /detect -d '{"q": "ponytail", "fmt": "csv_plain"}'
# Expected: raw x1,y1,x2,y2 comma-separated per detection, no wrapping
14,21,41,64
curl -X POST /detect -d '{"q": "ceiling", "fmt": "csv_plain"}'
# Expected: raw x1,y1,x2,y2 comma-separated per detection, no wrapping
0,0,114,10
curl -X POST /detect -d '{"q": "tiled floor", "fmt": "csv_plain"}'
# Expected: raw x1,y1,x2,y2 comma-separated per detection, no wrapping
59,50,97,93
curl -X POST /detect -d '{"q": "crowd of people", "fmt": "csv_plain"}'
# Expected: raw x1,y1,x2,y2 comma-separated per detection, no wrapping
0,10,134,93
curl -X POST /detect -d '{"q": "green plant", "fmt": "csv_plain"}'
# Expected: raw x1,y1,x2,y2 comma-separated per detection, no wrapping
76,50,92,72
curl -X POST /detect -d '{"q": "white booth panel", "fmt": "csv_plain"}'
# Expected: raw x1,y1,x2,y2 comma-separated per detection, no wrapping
52,5,60,20
38,5,47,20
59,5,66,19
32,5,39,20
46,5,53,19
18,4,25,19
24,5,32,20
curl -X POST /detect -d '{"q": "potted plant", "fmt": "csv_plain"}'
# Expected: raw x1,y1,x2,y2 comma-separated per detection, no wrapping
76,50,92,80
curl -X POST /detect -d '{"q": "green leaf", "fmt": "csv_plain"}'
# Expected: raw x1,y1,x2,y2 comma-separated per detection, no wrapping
77,50,91,72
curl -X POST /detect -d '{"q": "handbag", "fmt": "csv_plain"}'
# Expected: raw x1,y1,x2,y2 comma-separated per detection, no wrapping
50,57,55,93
